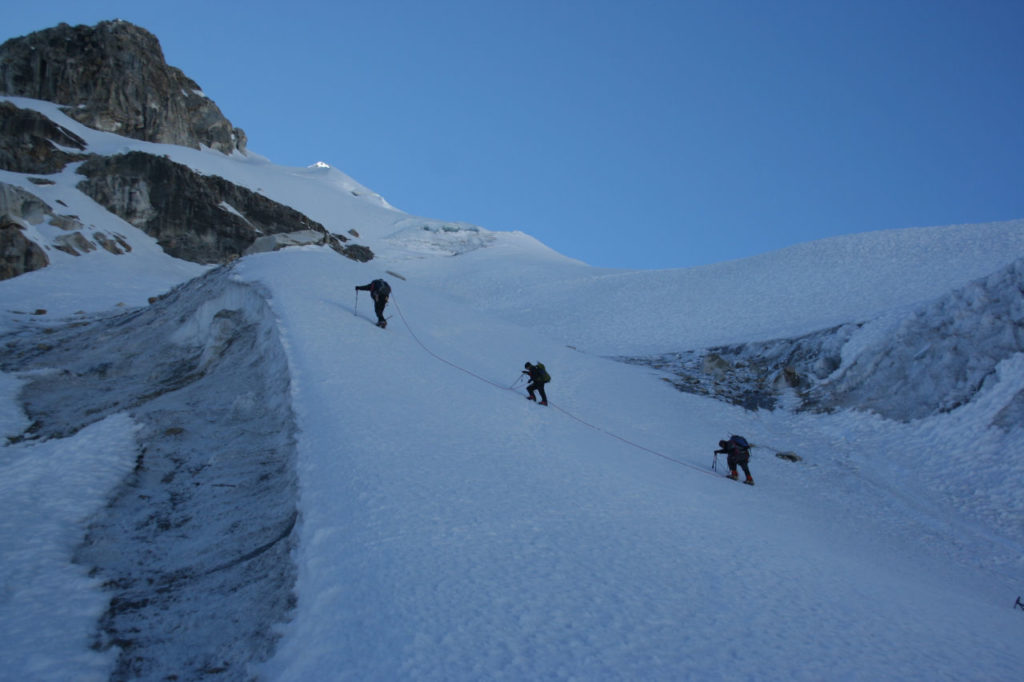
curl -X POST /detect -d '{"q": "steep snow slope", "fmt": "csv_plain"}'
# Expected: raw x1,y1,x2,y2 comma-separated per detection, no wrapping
1,99,1023,680
248,248,1024,680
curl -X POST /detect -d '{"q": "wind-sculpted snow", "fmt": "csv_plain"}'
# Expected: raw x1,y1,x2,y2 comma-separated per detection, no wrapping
817,256,1024,421
630,256,1024,426
385,219,498,256
1,267,298,681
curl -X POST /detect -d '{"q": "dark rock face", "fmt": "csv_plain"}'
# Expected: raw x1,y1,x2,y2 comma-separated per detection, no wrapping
0,20,246,155
0,181,139,279
0,21,375,272
77,152,329,264
0,183,53,279
0,215,49,279
0,101,88,173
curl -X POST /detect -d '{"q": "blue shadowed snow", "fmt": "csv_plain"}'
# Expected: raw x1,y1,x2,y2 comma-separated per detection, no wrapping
1,95,1023,680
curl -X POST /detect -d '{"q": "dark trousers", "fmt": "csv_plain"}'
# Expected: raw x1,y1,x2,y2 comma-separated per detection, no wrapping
527,381,547,403
728,453,752,478
373,296,387,323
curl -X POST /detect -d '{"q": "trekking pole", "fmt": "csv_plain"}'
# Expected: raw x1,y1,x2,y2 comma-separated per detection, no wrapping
354,289,359,316
712,451,718,472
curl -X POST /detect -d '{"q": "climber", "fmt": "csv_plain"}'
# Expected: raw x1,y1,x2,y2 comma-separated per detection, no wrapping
523,362,550,406
715,435,755,485
355,279,391,328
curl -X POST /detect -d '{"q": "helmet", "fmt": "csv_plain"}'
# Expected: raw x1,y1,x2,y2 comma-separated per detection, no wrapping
524,362,532,369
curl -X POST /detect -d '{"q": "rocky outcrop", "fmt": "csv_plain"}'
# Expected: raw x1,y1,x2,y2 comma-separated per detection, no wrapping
0,181,138,280
0,20,246,155
0,101,88,173
0,214,48,279
1,183,51,279
244,230,373,263
76,152,340,264
0,182,52,224
0,21,375,273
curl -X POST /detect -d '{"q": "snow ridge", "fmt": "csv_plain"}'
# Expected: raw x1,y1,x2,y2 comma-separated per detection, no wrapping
2,267,299,680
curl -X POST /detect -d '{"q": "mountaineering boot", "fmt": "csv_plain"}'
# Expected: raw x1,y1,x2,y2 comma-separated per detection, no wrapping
526,395,536,401
726,471,738,480
540,400,548,406
744,478,755,486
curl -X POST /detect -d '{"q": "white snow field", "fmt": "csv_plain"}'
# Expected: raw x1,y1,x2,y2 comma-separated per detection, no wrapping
1,95,1023,680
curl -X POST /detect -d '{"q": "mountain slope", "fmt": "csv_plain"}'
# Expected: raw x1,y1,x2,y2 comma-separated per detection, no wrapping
245,248,1024,681
1,89,1023,681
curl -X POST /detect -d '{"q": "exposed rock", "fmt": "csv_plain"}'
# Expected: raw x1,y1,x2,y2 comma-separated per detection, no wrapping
0,101,89,173
0,22,376,272
49,213,86,232
245,230,329,256
93,231,132,255
76,152,373,264
0,181,138,270
0,20,246,154
53,231,96,256
0,215,48,279
76,152,322,263
0,181,53,224
0,183,52,280
339,243,374,262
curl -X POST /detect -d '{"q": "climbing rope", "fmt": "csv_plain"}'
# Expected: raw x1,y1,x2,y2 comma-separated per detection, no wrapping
549,402,720,477
390,295,523,391
388,294,721,478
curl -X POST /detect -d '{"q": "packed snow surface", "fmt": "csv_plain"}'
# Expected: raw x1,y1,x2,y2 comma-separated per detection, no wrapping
1,96,1023,680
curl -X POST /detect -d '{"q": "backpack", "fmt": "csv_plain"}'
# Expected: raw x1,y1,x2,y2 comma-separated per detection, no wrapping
728,435,750,455
536,362,551,383
373,279,391,299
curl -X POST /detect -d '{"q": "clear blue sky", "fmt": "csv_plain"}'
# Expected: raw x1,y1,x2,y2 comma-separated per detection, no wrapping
6,1,1023,269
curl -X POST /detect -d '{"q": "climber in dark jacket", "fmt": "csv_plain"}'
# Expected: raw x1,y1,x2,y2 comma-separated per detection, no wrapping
523,362,549,406
715,436,754,485
355,279,391,328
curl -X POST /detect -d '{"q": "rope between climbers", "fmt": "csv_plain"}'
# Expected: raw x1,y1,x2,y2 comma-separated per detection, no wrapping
390,296,521,391
389,295,719,478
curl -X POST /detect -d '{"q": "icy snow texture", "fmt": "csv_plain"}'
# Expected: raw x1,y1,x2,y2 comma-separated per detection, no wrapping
1,94,1023,680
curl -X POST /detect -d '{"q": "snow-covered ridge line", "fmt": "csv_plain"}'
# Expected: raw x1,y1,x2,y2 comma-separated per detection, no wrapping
1,94,408,242
1,266,299,679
